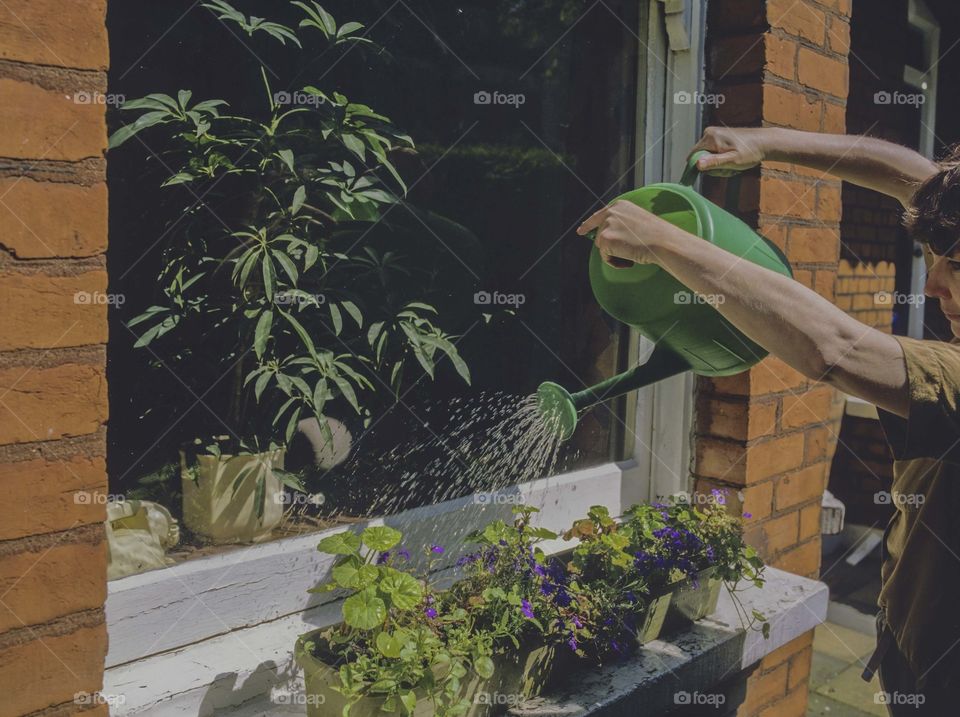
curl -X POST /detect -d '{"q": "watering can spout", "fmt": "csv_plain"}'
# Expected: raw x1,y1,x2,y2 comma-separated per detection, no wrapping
536,345,687,440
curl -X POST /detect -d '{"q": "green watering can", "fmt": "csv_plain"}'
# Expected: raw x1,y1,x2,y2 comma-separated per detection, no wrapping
537,151,793,439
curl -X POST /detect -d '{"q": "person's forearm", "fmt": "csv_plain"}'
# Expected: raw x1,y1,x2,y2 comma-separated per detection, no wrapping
649,227,909,416
763,128,937,205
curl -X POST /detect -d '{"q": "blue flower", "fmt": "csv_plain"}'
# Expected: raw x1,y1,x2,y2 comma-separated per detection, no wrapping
430,545,444,555
521,599,535,619
425,607,438,619
567,633,578,651
397,548,411,561
376,551,390,565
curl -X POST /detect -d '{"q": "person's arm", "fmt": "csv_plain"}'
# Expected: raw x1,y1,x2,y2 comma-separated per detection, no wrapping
690,127,939,207
579,201,910,417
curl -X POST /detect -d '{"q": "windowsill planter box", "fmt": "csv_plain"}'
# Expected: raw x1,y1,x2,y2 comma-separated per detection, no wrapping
294,630,556,717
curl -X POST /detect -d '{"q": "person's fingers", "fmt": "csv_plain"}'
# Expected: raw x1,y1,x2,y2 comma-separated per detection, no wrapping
577,208,609,236
697,150,740,171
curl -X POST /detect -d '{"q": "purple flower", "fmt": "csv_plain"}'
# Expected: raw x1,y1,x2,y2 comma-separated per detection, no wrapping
397,548,411,561
572,615,583,629
430,545,444,555
376,551,390,564
743,512,752,519
425,607,438,619
567,633,578,651
521,599,535,619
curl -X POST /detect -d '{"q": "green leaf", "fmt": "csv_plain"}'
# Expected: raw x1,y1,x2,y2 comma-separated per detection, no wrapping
262,256,276,301
316,531,361,555
332,560,377,590
281,310,318,360
474,655,494,680
329,303,343,335
360,525,402,551
332,374,359,414
337,21,363,38
272,250,299,284
399,691,417,713
375,631,403,659
340,300,363,327
342,589,386,630
278,149,295,172
254,309,273,359
379,571,422,610
254,474,266,521
291,185,306,215
342,133,365,160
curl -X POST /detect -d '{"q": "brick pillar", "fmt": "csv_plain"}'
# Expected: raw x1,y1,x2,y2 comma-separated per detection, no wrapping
695,1,851,716
0,2,110,716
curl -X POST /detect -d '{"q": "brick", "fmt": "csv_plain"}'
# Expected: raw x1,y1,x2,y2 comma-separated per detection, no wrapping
767,0,828,45
0,0,108,70
0,622,107,715
804,425,831,462
815,269,837,301
711,34,765,78
751,356,810,395
0,179,108,258
781,385,835,429
0,271,108,351
799,502,821,541
788,225,839,264
764,84,822,131
758,684,809,717
788,642,814,689
759,221,788,253
696,396,777,441
759,175,817,218
0,537,106,633
775,538,821,576
765,33,797,81
817,184,844,222
742,661,789,713
774,464,827,511
754,510,800,554
797,47,848,97
761,630,814,670
695,477,774,522
791,268,813,289
0,79,106,161
697,432,805,484
0,455,107,541
0,363,107,445
827,16,851,55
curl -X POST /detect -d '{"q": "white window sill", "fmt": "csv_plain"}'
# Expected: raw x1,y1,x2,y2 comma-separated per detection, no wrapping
844,394,879,421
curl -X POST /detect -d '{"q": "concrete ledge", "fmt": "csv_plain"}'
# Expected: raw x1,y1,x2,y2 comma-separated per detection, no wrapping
508,567,827,717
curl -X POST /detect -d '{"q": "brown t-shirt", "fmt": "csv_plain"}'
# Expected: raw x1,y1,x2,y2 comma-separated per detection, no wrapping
877,335,960,688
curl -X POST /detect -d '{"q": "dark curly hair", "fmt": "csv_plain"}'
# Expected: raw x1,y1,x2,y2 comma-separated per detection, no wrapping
904,144,960,256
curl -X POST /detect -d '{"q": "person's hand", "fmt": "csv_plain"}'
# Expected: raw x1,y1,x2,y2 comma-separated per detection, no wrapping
576,200,687,268
688,126,769,173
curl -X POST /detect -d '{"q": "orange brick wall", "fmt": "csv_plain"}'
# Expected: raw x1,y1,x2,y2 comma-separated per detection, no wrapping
0,2,110,716
698,1,852,715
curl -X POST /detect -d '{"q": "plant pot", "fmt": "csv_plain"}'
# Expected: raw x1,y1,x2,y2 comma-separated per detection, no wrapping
295,629,555,717
180,448,285,544
634,591,672,644
662,567,723,632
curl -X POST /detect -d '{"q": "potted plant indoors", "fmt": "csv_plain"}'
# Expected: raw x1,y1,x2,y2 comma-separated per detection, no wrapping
109,1,473,543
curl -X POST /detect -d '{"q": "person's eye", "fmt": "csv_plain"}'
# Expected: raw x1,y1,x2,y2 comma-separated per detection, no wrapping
949,260,960,272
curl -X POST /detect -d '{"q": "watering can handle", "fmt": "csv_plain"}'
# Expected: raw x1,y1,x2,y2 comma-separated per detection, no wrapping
680,150,743,213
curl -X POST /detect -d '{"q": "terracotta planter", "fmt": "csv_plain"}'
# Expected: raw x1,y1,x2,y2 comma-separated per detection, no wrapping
294,629,555,717
180,448,285,544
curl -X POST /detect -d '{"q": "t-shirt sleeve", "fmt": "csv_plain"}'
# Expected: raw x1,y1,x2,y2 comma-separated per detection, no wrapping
877,335,960,464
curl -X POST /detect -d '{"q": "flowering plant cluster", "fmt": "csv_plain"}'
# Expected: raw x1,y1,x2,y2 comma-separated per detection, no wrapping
302,495,765,714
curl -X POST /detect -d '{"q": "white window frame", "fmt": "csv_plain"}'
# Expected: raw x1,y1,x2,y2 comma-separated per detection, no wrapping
104,2,706,710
